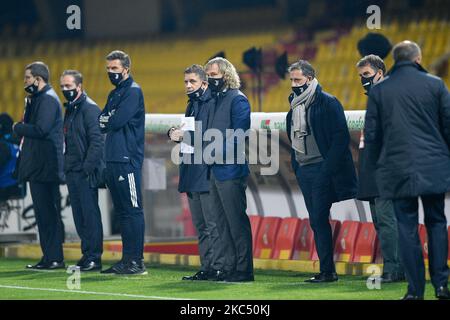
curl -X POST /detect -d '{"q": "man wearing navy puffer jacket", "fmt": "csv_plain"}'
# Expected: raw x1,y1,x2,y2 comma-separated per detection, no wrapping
99,51,146,275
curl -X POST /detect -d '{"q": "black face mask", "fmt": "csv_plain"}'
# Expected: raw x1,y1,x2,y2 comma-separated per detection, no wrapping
292,83,309,96
361,74,376,93
187,87,205,100
24,81,39,94
62,88,79,103
208,77,224,92
108,72,124,86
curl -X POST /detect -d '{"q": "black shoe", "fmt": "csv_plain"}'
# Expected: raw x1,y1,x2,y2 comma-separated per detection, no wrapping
211,270,228,281
47,261,65,270
26,259,48,270
182,270,210,281
401,293,424,300
436,286,450,300
100,260,126,274
380,272,406,283
26,260,65,270
76,256,88,267
225,272,254,283
80,261,102,272
114,260,147,275
304,273,338,283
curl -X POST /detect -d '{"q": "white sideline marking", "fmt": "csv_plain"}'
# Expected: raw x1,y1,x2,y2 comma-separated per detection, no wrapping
0,284,192,300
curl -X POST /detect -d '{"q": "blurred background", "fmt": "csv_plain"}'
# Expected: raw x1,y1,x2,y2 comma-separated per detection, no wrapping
1,0,449,120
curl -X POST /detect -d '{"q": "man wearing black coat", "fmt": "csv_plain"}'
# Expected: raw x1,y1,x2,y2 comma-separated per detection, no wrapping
365,41,450,300
286,60,358,283
356,55,404,283
168,64,219,281
61,70,104,272
13,62,65,270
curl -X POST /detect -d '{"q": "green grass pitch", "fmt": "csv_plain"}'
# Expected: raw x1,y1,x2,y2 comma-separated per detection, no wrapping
0,258,439,300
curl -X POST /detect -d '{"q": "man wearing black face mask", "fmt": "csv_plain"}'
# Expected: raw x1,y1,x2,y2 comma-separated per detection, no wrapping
168,64,220,281
356,55,405,284
13,61,65,270
204,57,253,283
286,60,357,283
61,70,104,272
99,50,146,275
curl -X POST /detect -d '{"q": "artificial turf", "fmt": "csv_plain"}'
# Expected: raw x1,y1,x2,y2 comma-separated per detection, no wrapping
0,258,439,300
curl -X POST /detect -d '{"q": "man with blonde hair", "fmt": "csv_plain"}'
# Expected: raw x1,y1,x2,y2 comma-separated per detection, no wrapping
204,57,253,282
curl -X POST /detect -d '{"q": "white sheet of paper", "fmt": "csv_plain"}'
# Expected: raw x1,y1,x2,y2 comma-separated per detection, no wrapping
181,142,194,154
181,116,195,131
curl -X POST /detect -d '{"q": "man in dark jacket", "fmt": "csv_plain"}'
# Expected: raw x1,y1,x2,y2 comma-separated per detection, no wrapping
13,61,65,270
356,55,404,283
168,64,220,281
365,41,450,300
286,60,357,283
61,70,104,272
99,50,146,275
204,57,253,282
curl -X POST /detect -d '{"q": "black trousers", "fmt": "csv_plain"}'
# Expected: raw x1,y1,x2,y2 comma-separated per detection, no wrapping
393,193,449,297
105,162,145,262
187,191,217,272
295,162,336,274
209,172,253,274
29,181,64,263
66,171,103,262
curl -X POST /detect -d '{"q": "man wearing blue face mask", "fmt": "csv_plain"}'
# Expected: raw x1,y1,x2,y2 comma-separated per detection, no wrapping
286,60,357,283
61,70,104,272
99,50,146,275
13,61,65,270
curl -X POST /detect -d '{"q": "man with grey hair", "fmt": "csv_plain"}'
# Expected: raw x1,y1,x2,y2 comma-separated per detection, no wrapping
365,40,450,300
204,57,253,282
286,60,357,283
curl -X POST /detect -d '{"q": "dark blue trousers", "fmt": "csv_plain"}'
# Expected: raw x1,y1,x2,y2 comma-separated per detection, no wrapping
393,194,449,297
66,171,103,263
295,162,336,274
29,181,64,263
105,162,145,262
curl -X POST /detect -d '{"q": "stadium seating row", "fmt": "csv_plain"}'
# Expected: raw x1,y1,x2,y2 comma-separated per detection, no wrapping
249,215,450,265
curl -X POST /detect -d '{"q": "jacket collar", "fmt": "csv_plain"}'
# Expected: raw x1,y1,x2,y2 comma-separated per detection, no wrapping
32,84,52,97
115,75,133,90
387,61,428,75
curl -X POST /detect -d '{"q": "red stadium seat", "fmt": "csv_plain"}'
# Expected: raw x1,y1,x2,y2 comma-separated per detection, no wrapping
292,218,315,260
334,221,361,262
248,215,263,251
418,224,429,261
311,219,342,261
352,222,377,263
254,217,282,259
272,217,302,260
